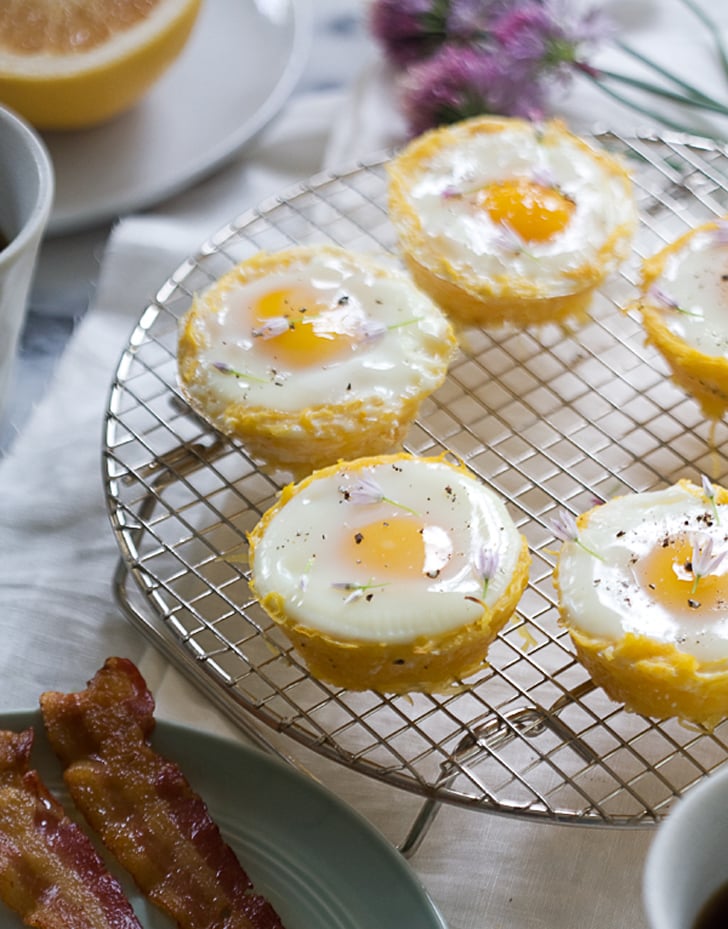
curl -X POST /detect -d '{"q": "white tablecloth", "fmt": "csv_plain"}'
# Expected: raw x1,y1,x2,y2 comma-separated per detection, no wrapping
4,1,728,925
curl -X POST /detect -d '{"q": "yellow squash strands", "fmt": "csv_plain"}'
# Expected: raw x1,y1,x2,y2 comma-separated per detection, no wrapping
0,0,202,129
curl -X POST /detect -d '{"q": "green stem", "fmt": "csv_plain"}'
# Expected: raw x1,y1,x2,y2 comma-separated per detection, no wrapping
580,71,718,135
598,67,728,117
616,39,725,109
676,0,728,80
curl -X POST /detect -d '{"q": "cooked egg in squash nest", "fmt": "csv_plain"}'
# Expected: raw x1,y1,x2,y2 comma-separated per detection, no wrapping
635,219,728,421
387,116,637,328
553,479,728,728
248,453,531,694
178,245,457,477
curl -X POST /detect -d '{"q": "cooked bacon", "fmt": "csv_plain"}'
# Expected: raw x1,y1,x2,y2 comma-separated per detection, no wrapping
40,657,285,929
0,726,142,929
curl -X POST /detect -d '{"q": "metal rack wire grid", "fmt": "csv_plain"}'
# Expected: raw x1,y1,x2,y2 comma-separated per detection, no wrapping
104,131,728,828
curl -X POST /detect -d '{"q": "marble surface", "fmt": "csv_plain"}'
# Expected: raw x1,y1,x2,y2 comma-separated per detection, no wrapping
0,0,372,453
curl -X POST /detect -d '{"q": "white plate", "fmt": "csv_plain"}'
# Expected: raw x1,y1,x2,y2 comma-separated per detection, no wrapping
0,709,448,929
42,0,312,235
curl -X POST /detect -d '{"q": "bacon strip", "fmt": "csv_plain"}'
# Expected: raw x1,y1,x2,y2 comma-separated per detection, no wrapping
40,657,285,929
0,726,142,929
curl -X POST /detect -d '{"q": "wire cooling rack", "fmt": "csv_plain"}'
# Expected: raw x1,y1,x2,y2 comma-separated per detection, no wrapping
104,130,728,837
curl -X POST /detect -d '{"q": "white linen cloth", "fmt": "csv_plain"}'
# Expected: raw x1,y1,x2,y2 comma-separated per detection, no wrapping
4,1,728,925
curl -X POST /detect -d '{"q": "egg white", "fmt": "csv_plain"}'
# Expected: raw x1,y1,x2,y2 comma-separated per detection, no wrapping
556,483,728,663
250,456,524,643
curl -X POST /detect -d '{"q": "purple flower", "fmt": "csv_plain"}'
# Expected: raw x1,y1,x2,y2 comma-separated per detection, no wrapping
702,474,721,525
446,0,515,40
549,509,579,544
549,508,603,560
646,284,699,318
338,473,419,515
369,0,450,69
251,316,290,340
359,318,388,342
211,360,267,384
332,580,388,604
493,221,525,256
493,4,554,68
690,536,727,595
491,0,606,85
647,284,680,312
339,475,385,505
711,220,728,247
401,44,546,136
473,545,500,598
369,0,522,70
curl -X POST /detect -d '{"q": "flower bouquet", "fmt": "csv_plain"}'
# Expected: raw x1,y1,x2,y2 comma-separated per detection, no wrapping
368,0,728,137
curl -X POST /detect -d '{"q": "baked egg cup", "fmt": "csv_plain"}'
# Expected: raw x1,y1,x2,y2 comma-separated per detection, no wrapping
178,244,457,477
387,116,637,329
248,452,531,694
553,479,728,729
635,219,728,421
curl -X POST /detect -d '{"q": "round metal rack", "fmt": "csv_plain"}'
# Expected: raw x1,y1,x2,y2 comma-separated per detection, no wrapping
104,131,728,837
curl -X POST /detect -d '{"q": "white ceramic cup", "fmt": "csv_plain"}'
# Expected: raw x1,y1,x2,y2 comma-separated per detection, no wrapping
0,105,54,419
643,764,728,929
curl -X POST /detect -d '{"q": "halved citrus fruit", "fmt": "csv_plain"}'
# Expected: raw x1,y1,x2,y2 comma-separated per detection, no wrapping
0,0,202,130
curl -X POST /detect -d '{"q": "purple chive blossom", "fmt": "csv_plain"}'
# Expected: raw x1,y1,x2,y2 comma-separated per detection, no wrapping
550,508,579,543
369,0,523,70
211,360,267,383
359,319,388,342
251,316,291,340
549,509,602,559
492,0,609,85
711,220,728,247
647,284,699,318
702,474,721,525
370,0,728,138
473,545,500,598
368,0,451,69
332,580,387,604
492,4,557,80
358,317,421,343
564,3,615,46
647,285,680,311
339,474,419,515
340,476,386,505
401,44,546,137
690,536,727,594
493,220,525,256
531,166,558,189
446,0,517,39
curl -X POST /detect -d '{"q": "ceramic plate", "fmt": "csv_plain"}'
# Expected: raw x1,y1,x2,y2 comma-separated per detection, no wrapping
43,0,312,235
0,710,448,929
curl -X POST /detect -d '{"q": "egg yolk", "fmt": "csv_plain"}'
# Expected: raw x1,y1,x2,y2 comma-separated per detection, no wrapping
344,517,452,580
633,534,728,618
476,179,575,243
251,287,355,368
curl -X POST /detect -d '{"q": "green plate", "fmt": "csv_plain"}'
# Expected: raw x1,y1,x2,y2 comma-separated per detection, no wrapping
0,710,448,929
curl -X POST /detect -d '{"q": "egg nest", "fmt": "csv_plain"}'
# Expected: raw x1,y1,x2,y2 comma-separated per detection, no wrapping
248,452,531,694
177,245,457,478
387,115,637,329
635,219,728,421
553,479,728,729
